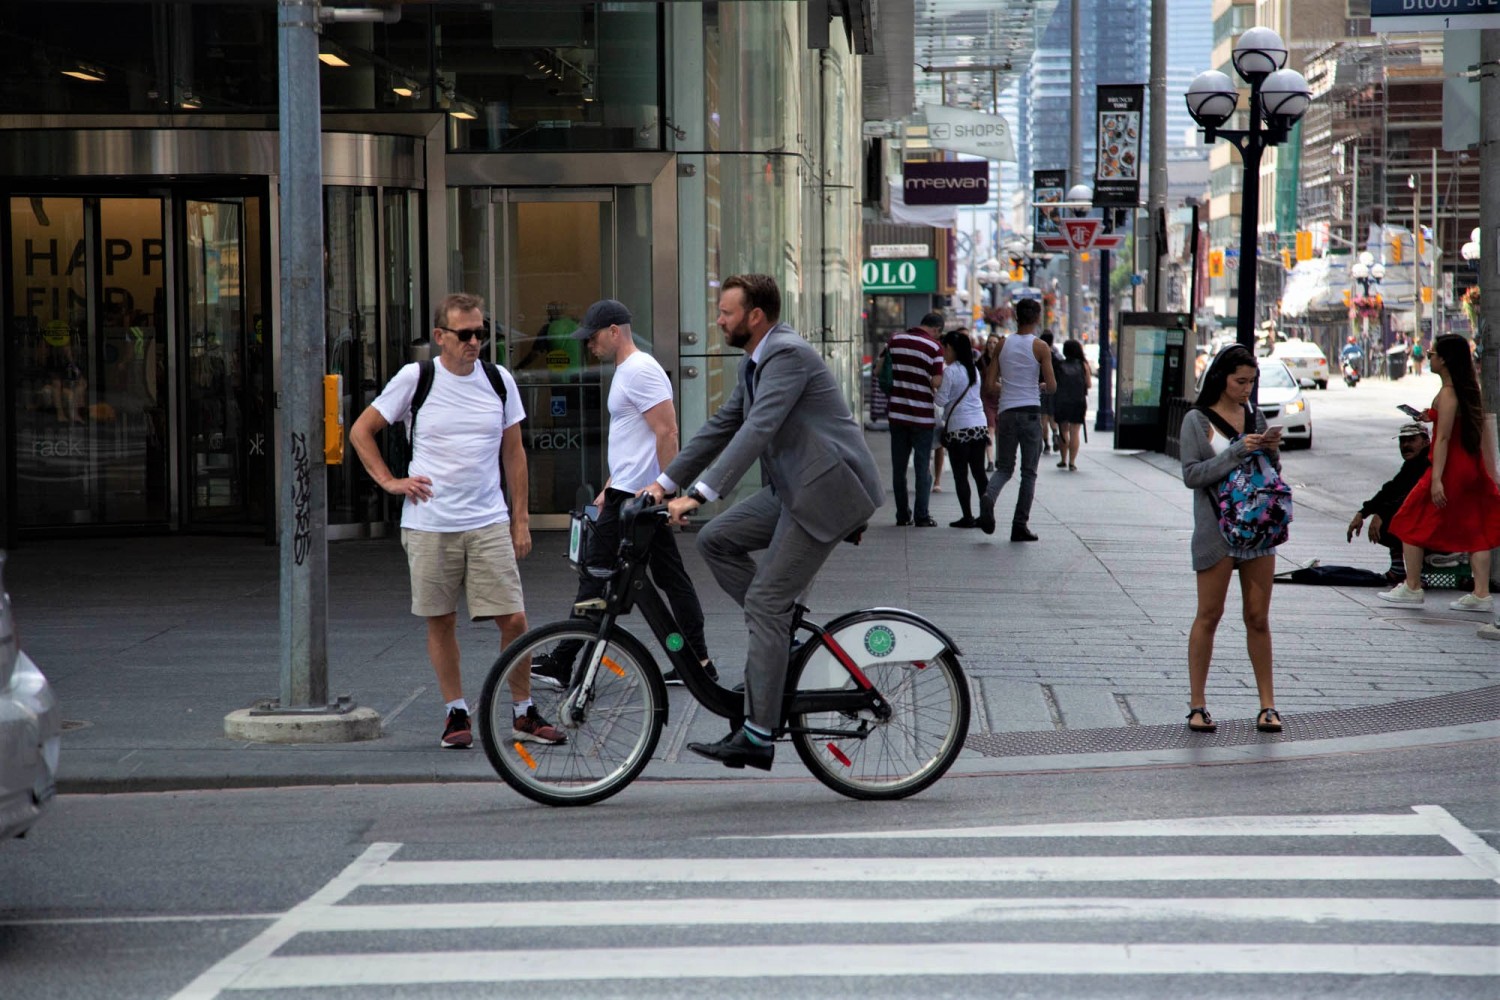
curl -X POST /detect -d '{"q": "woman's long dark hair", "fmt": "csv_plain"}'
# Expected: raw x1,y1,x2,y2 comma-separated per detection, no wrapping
942,329,977,389
1434,334,1482,454
1062,339,1085,362
1195,345,1257,410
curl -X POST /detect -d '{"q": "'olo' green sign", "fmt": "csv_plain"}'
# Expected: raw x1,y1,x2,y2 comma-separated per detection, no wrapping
862,258,937,294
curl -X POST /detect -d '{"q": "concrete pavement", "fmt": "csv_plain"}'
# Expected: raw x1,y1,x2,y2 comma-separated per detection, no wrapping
8,385,1498,793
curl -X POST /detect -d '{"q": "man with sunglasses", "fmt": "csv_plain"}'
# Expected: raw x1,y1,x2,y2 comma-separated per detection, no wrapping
350,292,565,750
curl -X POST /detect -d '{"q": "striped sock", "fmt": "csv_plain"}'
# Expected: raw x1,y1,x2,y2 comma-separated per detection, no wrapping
741,722,773,746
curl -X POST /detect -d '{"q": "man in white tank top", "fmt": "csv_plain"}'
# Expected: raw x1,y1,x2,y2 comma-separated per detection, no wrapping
977,298,1056,540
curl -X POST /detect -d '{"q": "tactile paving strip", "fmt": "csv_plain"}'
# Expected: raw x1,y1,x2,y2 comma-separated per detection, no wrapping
964,684,1500,757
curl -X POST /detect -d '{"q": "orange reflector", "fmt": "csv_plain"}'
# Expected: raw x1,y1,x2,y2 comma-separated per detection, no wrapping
826,743,853,767
602,656,626,677
513,742,538,770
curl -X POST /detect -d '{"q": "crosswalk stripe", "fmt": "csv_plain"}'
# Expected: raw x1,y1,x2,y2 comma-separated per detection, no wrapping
733,812,1439,840
363,855,1489,886
301,896,1500,932
226,943,1500,988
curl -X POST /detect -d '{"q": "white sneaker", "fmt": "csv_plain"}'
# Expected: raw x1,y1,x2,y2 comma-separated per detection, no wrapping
1377,583,1426,605
1449,593,1496,613
1478,623,1500,641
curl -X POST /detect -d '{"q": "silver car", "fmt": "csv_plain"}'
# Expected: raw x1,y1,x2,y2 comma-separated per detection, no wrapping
1,552,60,840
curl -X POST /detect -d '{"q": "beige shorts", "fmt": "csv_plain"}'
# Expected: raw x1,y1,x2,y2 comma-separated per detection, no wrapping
402,522,525,620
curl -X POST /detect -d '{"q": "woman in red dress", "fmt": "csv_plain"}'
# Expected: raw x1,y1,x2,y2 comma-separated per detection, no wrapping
1379,335,1500,612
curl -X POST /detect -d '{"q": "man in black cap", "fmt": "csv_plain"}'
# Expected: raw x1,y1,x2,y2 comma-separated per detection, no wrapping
1347,422,1431,582
530,299,717,688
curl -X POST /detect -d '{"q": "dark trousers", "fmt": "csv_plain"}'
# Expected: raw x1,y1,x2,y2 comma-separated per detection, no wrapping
573,489,708,660
889,423,934,521
945,434,989,519
983,406,1043,527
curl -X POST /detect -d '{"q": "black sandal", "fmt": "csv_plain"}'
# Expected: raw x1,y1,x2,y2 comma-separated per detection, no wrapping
1256,707,1283,733
1186,706,1217,733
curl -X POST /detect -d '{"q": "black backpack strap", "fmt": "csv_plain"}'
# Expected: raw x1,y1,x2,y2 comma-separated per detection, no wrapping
1200,406,1240,441
407,359,436,447
479,360,509,405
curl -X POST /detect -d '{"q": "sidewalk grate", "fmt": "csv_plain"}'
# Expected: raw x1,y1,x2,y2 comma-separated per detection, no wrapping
964,685,1500,757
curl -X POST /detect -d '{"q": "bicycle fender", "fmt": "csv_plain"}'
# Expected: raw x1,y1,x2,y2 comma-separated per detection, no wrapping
797,608,960,688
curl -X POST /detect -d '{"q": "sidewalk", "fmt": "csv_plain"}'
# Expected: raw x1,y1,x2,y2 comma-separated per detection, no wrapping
9,424,1498,793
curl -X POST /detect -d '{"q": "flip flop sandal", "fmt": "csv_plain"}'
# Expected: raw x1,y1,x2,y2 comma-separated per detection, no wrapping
1256,707,1284,733
1186,706,1217,733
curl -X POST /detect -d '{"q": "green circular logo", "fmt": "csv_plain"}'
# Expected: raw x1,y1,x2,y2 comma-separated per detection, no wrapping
665,632,685,652
864,625,896,657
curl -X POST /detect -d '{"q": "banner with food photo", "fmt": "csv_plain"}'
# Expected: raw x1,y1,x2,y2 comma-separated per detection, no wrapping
1094,84,1144,206
1032,169,1067,254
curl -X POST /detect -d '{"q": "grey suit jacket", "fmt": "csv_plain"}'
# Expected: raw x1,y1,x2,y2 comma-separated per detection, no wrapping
666,325,884,543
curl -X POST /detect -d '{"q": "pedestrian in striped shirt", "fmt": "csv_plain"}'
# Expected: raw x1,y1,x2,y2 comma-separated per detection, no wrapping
886,312,945,526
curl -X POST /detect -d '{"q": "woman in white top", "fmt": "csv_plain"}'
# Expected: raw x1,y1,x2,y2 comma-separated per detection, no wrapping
931,329,990,527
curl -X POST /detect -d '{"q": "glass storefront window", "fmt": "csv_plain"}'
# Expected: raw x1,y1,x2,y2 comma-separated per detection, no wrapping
0,3,276,114
324,187,380,527
438,2,660,152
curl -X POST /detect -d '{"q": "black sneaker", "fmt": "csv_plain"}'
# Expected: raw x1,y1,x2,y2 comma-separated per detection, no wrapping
529,652,573,689
1011,526,1039,542
664,660,719,686
976,506,996,535
441,708,472,749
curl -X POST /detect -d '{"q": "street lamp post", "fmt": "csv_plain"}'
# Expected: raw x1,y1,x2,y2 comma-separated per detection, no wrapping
1004,238,1052,290
976,257,1007,311
1186,27,1313,355
1350,250,1385,372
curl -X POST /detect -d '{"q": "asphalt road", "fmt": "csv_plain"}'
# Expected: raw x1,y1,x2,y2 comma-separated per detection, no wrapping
2,737,1497,999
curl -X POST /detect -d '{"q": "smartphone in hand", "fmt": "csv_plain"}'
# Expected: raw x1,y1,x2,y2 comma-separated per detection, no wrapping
1398,404,1423,419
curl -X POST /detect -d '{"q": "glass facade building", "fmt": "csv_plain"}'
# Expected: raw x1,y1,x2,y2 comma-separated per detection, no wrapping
0,1,866,542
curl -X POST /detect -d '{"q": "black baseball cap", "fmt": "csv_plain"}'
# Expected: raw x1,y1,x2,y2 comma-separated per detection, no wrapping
573,299,632,340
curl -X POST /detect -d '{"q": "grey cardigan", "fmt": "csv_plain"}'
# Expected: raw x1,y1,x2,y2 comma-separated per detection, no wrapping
1179,407,1279,571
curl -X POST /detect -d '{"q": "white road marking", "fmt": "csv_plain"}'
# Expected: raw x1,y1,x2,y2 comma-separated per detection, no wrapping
300,896,1500,932
167,842,400,1000
227,944,1500,989
727,811,1439,840
0,914,281,927
1416,804,1500,881
363,854,1488,885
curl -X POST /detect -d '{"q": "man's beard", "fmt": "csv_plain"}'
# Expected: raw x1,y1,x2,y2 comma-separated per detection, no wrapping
724,318,752,348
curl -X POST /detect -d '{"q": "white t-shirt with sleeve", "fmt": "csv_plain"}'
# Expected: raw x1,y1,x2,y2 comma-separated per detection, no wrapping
933,362,986,433
371,360,526,532
606,350,675,494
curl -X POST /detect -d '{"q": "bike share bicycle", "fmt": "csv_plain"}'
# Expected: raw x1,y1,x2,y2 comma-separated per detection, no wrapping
478,498,971,806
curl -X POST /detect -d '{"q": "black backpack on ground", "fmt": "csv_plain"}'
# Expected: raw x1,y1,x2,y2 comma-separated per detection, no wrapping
385,359,512,498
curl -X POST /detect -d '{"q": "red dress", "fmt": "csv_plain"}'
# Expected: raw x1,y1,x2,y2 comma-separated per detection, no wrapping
1390,408,1500,552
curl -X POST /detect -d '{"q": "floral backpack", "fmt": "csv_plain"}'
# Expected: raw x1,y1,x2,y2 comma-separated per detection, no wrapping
1203,405,1294,550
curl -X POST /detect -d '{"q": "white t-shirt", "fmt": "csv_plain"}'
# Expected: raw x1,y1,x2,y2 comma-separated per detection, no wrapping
371,360,526,532
606,350,674,493
933,362,986,433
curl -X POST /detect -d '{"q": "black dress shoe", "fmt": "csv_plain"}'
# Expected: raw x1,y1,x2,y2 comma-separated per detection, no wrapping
1010,526,1039,542
949,516,976,528
914,516,938,527
895,515,911,526
687,729,774,771
976,509,996,535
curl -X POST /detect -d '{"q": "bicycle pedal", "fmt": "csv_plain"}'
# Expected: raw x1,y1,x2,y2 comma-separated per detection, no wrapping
573,598,608,612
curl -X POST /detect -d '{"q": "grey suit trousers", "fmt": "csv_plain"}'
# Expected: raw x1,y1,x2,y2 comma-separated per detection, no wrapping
697,486,841,731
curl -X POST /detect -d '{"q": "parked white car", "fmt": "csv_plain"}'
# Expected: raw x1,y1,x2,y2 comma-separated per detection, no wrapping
1270,338,1330,390
1256,359,1313,449
1,552,59,840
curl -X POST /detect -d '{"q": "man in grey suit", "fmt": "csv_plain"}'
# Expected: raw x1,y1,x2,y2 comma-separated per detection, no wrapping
642,273,884,770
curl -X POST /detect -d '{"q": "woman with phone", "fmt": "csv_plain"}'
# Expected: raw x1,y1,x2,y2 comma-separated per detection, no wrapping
1178,346,1285,734
1379,335,1500,614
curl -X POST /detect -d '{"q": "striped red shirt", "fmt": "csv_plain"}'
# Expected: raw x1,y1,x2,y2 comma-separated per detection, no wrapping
886,328,943,427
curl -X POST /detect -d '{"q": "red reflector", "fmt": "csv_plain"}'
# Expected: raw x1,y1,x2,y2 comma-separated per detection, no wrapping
914,660,928,670
826,743,853,767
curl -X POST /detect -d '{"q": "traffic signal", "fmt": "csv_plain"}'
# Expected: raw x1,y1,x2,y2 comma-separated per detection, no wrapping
1295,230,1313,261
1009,262,1025,282
1343,289,1352,306
1208,249,1225,278
1281,248,1293,271
1421,286,1432,304
1391,237,1403,264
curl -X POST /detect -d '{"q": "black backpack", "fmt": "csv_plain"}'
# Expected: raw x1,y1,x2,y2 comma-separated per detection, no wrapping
385,358,512,496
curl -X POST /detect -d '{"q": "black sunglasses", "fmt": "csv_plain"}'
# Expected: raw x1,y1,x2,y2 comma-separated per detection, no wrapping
438,326,487,343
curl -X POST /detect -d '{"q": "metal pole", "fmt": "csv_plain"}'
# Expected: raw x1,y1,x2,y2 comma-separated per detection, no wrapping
1068,0,1083,337
1351,143,1359,251
278,0,329,708
1095,237,1114,432
1413,175,1423,348
1188,199,1202,316
1480,30,1500,478
1432,145,1441,340
1235,85,1264,355
1147,0,1168,311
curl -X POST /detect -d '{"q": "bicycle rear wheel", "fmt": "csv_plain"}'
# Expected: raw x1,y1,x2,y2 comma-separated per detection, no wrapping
789,650,970,800
479,621,666,807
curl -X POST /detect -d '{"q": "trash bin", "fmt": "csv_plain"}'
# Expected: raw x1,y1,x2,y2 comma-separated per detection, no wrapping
1386,345,1408,380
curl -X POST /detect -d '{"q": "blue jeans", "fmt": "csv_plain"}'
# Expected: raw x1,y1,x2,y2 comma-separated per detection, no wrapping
889,423,934,522
983,407,1043,528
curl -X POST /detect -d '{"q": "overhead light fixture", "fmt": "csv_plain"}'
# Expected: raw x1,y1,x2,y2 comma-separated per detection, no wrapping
179,93,202,109
392,77,417,98
448,103,477,120
581,82,595,103
318,46,350,68
61,62,107,83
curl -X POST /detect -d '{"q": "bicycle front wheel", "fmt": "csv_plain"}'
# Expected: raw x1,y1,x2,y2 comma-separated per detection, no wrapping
478,621,666,807
789,650,970,801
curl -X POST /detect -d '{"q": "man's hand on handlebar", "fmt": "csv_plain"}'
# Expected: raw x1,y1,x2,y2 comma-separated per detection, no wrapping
637,483,668,505
665,495,700,525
